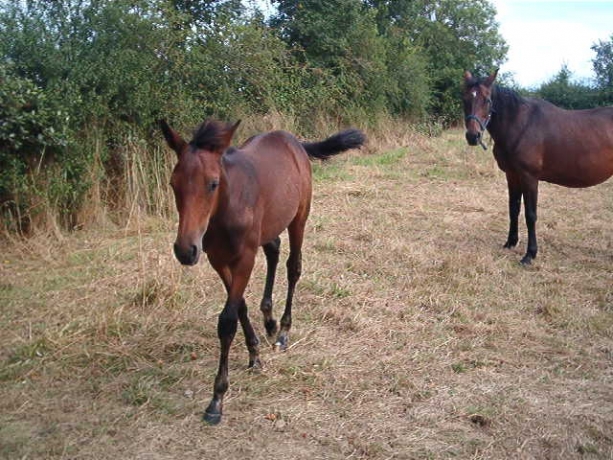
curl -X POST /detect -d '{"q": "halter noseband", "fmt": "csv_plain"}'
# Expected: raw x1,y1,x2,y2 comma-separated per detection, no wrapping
465,97,493,150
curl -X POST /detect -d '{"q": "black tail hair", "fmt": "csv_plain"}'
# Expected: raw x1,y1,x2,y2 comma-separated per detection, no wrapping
302,129,366,160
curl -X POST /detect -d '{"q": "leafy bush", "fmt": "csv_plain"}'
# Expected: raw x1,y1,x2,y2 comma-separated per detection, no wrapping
0,0,512,232
0,63,74,230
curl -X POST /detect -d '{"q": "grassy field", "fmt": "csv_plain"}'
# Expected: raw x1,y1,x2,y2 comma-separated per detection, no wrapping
1,128,612,459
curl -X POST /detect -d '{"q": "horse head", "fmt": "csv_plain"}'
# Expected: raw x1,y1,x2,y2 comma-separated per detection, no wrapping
462,69,498,149
161,119,240,265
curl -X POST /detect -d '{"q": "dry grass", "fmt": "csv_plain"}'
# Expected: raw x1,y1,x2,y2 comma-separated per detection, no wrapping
1,128,612,459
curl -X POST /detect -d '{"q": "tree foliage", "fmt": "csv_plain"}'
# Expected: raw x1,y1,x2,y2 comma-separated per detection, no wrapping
367,0,508,122
532,38,613,110
0,0,512,231
271,0,391,116
591,34,613,105
536,64,597,110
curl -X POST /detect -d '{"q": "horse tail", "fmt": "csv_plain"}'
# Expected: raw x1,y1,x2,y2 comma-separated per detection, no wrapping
302,129,366,160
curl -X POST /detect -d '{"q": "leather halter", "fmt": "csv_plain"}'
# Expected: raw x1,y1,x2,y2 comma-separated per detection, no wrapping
465,98,493,150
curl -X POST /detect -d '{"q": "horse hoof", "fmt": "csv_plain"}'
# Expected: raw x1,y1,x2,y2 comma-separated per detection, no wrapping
248,357,263,370
274,337,289,351
203,410,222,425
503,239,518,249
520,256,533,266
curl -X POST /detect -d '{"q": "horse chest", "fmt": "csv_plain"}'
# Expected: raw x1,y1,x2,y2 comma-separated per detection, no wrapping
202,219,250,259
492,146,513,172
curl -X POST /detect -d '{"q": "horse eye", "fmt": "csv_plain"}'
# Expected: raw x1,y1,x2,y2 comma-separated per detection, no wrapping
207,180,219,192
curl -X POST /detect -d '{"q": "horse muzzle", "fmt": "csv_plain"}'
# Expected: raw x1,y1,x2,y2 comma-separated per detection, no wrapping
465,131,481,146
173,242,200,266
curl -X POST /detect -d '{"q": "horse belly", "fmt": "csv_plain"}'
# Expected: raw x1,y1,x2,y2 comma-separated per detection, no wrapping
259,201,300,244
259,172,308,244
542,147,613,187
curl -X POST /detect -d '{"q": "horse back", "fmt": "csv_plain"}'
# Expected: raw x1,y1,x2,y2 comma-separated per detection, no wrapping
508,101,613,187
224,131,312,243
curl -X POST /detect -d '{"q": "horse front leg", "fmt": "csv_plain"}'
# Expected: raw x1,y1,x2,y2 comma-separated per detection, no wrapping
210,264,260,370
203,299,238,425
504,171,522,249
520,176,539,265
204,251,256,425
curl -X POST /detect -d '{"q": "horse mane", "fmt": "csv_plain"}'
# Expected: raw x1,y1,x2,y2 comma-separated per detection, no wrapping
190,120,234,151
491,85,526,119
465,74,527,119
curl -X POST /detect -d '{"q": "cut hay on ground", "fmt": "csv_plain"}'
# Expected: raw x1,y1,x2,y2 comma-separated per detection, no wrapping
1,129,612,459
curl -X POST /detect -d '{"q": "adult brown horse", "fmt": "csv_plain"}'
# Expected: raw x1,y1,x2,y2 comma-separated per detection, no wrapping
463,69,613,264
160,119,365,424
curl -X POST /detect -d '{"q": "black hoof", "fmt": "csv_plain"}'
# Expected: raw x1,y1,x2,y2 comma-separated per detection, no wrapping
265,319,278,337
520,255,533,266
503,239,518,249
203,410,222,425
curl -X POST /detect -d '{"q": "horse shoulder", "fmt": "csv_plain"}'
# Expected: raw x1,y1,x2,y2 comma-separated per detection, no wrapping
203,206,255,258
508,103,549,174
210,152,259,231
492,144,511,172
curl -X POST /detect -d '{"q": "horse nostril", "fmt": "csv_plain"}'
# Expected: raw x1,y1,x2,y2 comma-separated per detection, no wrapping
465,132,479,145
173,243,199,265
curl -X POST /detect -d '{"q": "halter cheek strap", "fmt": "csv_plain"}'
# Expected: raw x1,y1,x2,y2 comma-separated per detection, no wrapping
465,99,494,150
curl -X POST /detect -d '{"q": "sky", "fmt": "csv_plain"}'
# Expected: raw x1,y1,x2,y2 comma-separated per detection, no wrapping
492,1,613,87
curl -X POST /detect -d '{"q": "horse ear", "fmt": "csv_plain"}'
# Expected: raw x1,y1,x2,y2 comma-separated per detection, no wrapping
484,69,499,87
160,119,187,156
464,70,473,82
218,120,241,152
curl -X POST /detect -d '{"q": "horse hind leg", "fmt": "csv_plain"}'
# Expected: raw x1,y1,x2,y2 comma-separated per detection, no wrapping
275,216,306,351
260,237,281,337
238,299,261,369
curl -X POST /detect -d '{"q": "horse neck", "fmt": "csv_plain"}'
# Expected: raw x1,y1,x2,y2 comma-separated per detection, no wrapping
487,90,518,146
486,112,502,142
211,153,251,220
206,161,231,227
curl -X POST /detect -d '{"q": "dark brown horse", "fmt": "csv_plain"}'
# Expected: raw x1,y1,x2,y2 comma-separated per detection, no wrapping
160,119,365,424
463,69,613,264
